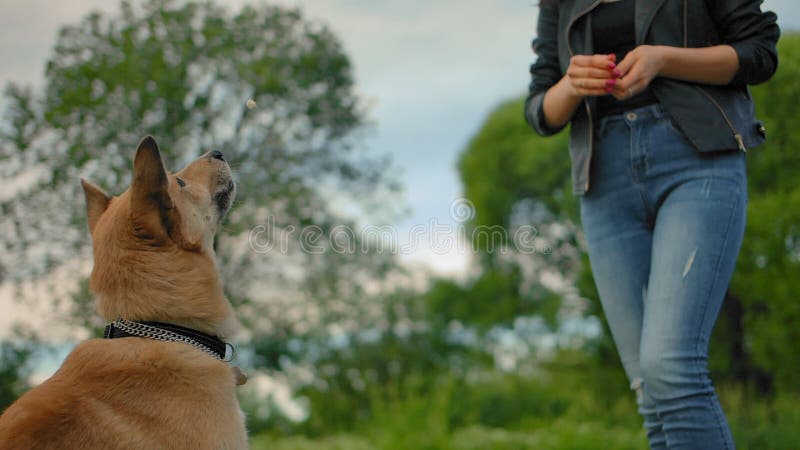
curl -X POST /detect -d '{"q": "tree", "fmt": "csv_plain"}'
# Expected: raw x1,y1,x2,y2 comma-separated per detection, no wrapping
1,0,399,362
456,97,607,356
0,339,34,413
725,33,800,393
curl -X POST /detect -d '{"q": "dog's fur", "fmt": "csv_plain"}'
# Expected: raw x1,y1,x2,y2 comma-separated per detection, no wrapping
0,137,247,449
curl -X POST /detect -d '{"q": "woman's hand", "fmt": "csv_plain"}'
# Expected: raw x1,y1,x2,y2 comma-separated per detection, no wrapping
542,53,618,128
612,45,667,99
565,54,620,98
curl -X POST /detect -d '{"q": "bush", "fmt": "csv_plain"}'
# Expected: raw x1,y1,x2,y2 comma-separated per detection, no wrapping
251,434,374,450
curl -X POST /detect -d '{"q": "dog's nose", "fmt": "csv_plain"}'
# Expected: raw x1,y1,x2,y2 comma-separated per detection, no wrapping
210,150,225,161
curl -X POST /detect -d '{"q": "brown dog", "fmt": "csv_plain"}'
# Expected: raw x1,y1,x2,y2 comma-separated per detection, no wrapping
0,137,248,449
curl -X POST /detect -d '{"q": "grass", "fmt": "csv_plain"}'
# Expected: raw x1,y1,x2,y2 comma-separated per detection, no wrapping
249,371,799,450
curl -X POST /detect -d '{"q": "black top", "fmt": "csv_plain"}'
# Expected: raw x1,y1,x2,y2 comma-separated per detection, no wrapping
591,0,658,117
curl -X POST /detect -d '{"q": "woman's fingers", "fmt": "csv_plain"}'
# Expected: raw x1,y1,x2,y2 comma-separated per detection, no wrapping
566,66,617,80
571,77,618,96
570,54,617,70
612,75,647,100
572,78,616,90
577,87,611,97
614,52,637,78
567,54,620,97
611,46,663,99
613,63,653,98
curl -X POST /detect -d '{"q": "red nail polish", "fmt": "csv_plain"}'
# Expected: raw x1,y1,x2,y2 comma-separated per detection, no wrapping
606,79,617,86
613,69,622,77
608,62,616,69
605,86,614,93
609,54,617,62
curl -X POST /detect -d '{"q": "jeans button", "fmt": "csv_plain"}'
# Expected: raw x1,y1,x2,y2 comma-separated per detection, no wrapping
626,112,638,121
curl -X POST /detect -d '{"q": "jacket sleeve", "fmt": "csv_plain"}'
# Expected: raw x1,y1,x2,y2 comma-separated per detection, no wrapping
710,0,780,86
524,2,567,136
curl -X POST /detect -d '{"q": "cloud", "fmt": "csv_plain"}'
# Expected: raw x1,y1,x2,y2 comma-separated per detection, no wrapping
764,0,800,30
0,0,119,88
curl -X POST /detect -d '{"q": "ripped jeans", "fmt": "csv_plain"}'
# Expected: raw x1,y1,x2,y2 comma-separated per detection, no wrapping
580,104,745,449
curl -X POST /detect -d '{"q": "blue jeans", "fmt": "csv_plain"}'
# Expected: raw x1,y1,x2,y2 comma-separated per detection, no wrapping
580,105,745,449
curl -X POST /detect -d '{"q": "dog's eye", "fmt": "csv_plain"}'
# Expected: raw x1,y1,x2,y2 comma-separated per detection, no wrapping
176,177,186,188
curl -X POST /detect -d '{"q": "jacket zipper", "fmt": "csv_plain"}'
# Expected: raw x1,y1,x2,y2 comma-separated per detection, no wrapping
567,0,603,192
694,85,747,152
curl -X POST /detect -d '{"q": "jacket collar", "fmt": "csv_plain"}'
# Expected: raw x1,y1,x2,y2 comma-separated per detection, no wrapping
567,0,601,25
635,0,669,44
566,0,670,46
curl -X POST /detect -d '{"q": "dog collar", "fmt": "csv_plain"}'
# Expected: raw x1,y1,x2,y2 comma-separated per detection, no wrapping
103,317,232,361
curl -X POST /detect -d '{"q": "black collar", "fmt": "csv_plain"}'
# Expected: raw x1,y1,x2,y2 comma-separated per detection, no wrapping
103,318,229,360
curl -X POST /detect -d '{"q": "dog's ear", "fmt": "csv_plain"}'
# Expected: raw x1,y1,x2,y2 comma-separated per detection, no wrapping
81,179,110,234
130,136,175,235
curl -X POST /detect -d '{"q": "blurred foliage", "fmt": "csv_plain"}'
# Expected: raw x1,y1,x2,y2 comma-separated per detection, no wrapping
247,288,491,435
425,266,562,330
457,95,609,351
458,99,574,231
1,0,400,359
0,340,35,412
725,33,800,393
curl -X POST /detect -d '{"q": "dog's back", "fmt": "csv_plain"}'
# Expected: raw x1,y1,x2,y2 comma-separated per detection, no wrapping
0,339,246,449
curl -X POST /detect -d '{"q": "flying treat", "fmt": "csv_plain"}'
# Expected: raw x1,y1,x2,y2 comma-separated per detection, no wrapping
246,98,256,109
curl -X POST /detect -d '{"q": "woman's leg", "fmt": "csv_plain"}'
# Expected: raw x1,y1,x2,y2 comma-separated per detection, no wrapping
639,167,745,450
580,199,651,387
579,112,654,415
636,108,746,449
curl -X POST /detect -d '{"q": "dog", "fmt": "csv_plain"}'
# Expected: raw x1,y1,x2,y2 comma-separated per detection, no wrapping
0,136,248,449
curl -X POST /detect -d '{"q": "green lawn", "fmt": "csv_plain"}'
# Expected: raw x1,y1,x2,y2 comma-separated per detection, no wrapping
250,379,798,450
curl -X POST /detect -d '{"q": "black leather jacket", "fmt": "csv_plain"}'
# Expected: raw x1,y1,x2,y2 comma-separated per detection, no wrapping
524,0,780,195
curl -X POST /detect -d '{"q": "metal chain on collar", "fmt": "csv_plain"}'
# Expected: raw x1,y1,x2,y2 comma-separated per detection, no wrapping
111,317,222,361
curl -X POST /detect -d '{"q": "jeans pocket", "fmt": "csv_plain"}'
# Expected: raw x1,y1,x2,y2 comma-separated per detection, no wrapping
646,115,697,156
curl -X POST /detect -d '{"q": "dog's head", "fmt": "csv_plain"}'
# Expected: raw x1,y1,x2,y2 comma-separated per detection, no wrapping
81,136,238,336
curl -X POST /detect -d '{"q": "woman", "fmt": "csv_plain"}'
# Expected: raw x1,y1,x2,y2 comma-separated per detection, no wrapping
525,0,779,448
